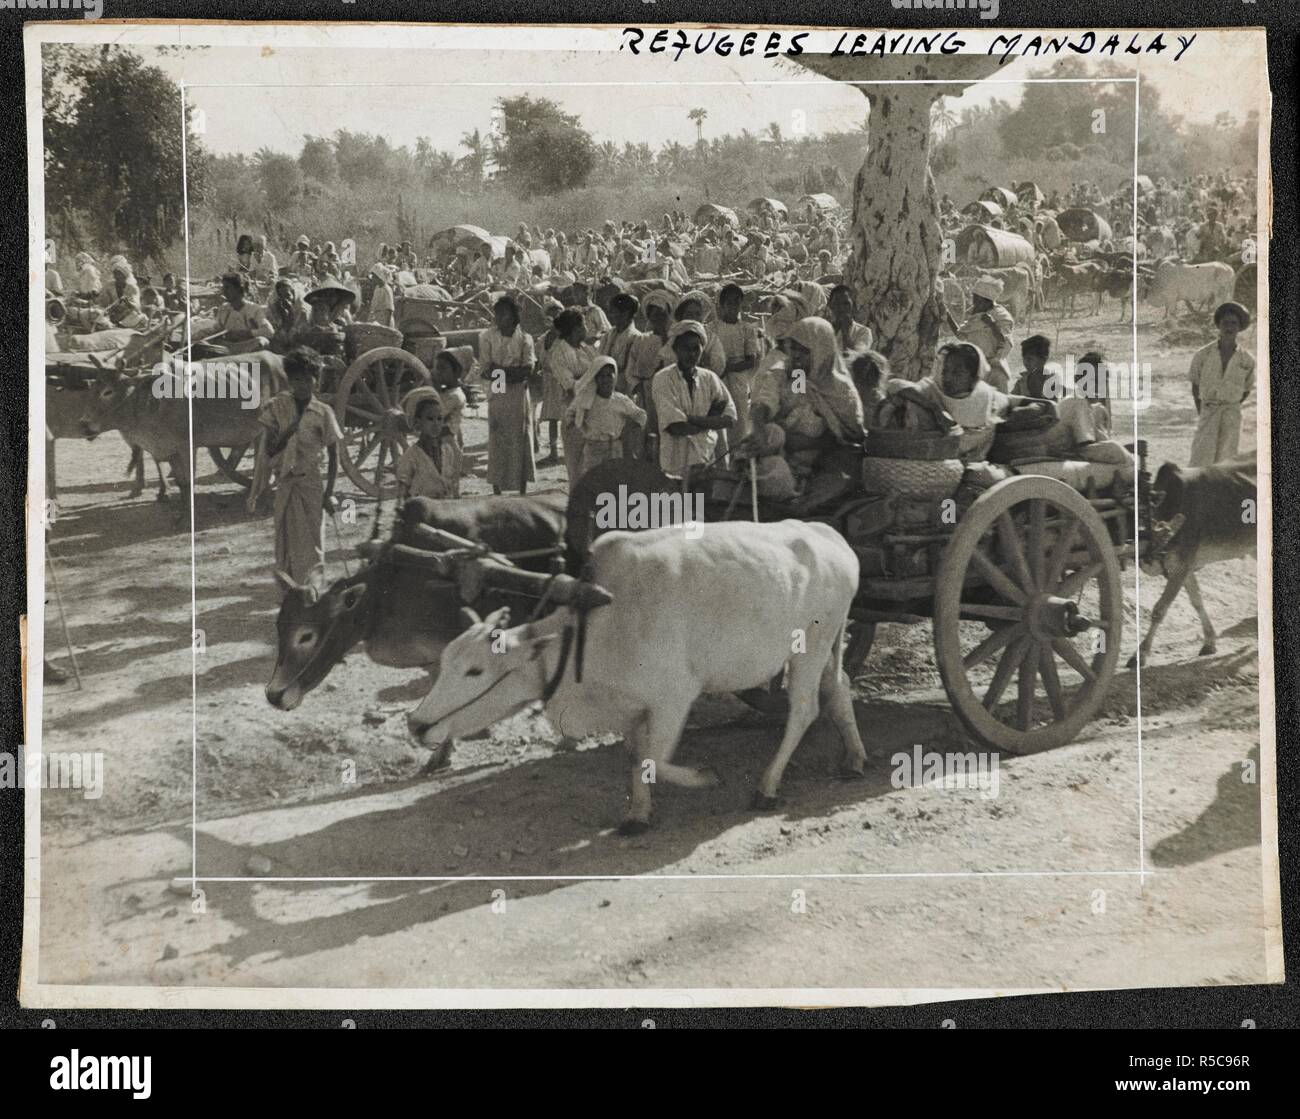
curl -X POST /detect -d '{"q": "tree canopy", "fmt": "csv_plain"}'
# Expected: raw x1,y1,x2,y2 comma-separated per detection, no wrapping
491,95,596,197
42,44,206,262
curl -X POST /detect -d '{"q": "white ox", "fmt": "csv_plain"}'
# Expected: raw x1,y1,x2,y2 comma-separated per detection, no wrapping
1145,260,1233,318
407,520,873,833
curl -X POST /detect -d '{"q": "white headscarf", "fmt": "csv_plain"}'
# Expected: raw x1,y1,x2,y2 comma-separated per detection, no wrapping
570,355,617,429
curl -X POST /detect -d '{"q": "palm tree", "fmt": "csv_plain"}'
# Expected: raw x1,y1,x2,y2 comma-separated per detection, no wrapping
931,97,958,141
688,107,708,144
459,128,486,180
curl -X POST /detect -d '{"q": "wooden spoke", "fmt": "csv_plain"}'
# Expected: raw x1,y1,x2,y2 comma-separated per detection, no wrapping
959,603,1024,622
969,546,1027,605
1039,649,1068,720
963,622,1024,671
1028,500,1046,588
983,635,1027,711
1056,559,1105,599
934,475,1123,755
1043,517,1081,589
1016,643,1039,731
1052,637,1097,683
354,435,380,468
373,439,387,495
346,403,380,423
997,511,1035,593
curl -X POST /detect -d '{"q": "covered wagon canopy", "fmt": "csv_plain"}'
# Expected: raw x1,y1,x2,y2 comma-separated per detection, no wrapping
747,197,789,218
962,199,1003,221
427,224,496,258
1135,174,1156,196
694,202,740,228
980,186,1019,211
1055,207,1113,243
795,192,842,220
955,224,1037,268
1015,181,1046,208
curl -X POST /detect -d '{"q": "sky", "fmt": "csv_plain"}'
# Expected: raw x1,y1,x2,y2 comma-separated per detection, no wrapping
104,29,1264,160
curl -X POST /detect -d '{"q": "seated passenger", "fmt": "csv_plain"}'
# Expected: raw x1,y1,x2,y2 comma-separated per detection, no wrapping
738,316,866,498
1058,350,1135,483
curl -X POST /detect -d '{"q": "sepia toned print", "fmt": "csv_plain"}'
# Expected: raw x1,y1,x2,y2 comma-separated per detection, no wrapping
22,22,1277,1009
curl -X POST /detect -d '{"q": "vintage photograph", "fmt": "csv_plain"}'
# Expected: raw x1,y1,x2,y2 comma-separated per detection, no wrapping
22,22,1278,1007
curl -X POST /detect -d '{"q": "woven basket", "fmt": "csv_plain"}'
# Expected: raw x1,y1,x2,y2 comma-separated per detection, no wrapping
865,428,961,461
862,456,964,500
347,322,404,356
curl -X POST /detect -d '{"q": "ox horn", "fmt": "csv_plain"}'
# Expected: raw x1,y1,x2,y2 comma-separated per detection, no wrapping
275,569,318,604
460,606,482,627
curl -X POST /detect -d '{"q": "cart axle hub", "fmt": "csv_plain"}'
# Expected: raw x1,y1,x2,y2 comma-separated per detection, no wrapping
1028,595,1095,640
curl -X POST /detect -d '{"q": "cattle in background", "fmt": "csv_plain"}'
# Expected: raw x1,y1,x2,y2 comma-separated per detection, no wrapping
1045,259,1105,316
1145,260,1234,318
1130,454,1257,667
407,520,873,833
1095,262,1155,323
78,351,286,515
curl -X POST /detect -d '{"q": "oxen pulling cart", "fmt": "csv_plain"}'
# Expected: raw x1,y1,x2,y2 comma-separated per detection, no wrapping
360,433,1151,758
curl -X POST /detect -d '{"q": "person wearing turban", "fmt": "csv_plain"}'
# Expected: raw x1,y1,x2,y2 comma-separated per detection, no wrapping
958,274,1016,391
651,320,736,478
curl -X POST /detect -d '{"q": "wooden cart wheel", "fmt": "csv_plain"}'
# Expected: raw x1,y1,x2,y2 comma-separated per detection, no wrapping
208,444,252,488
332,346,430,499
933,475,1123,755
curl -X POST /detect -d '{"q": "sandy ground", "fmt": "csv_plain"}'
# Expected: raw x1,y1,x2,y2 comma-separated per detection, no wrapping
29,299,1276,1001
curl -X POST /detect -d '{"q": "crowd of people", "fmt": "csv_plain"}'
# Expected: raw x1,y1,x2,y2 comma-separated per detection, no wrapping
47,170,1256,595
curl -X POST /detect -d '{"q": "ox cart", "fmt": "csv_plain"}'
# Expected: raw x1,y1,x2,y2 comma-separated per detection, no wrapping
360,436,1150,759
671,446,1148,756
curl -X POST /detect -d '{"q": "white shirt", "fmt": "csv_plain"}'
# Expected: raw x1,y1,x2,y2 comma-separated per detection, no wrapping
652,364,736,477
1189,341,1255,405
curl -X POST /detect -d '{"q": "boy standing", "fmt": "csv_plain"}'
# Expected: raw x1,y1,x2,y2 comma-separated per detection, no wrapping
250,346,342,592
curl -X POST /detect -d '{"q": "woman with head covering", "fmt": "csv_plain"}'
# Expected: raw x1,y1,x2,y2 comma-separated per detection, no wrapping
396,387,459,500
101,256,147,329
651,320,737,479
367,262,396,328
745,316,865,478
567,355,647,480
478,295,537,494
546,309,597,483
906,341,1009,461
73,252,101,300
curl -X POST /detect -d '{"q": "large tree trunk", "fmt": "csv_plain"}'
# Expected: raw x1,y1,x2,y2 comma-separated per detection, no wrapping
792,55,1002,381
848,86,945,381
